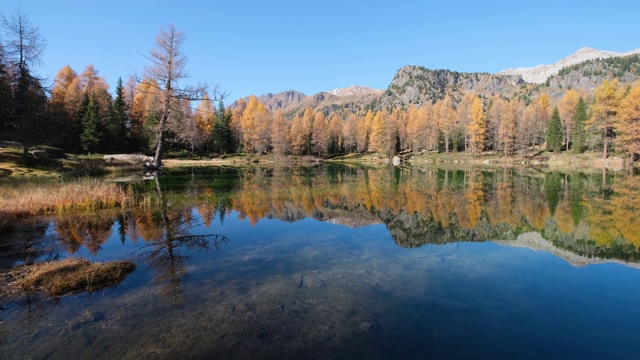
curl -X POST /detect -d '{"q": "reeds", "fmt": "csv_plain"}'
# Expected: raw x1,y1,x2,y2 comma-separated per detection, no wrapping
0,178,132,228
5,258,135,297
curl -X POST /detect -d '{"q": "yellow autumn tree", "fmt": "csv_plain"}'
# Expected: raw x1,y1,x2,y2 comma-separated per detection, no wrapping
194,93,215,134
356,110,374,152
498,98,518,156
592,79,623,158
271,109,288,158
616,83,640,160
467,96,486,155
437,95,456,153
369,111,386,155
241,95,271,153
342,114,357,153
312,111,329,156
457,93,476,152
559,89,581,151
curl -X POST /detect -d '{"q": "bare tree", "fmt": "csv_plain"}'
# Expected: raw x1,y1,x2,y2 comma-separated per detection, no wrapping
143,24,223,169
2,10,47,158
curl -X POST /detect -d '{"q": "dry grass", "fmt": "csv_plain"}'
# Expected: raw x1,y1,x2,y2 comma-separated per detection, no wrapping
4,258,135,298
0,178,132,228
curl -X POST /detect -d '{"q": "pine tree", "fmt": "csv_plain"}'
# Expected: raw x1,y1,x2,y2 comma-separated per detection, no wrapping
546,106,563,152
81,94,102,153
212,100,233,154
572,97,588,154
107,77,129,152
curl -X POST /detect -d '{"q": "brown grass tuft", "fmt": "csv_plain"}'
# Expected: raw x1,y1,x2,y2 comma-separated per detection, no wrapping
6,258,135,297
0,178,132,228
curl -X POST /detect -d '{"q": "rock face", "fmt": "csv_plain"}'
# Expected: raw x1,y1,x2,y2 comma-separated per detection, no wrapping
379,66,524,108
498,47,640,84
232,47,640,117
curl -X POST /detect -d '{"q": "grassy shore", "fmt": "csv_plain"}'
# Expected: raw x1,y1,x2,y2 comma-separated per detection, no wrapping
0,177,132,228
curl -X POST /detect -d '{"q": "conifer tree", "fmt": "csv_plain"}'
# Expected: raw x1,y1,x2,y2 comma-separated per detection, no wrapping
212,100,233,154
572,97,588,154
546,106,563,152
107,77,129,152
81,94,102,153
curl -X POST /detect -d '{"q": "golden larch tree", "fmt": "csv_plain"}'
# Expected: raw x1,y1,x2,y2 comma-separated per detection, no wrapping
592,79,623,159
616,83,640,160
559,89,580,151
467,96,486,156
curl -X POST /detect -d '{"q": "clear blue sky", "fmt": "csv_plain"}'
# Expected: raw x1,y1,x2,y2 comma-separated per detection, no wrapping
2,0,639,102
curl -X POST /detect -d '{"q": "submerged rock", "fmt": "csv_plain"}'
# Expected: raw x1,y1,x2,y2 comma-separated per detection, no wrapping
360,322,372,331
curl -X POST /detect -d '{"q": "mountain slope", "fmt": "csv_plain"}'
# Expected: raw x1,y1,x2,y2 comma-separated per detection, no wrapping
498,47,640,84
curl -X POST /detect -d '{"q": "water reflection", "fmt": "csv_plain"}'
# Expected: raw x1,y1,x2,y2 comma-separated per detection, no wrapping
2,164,640,359
9,165,640,267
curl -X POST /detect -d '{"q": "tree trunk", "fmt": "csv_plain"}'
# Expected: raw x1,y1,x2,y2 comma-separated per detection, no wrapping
153,113,168,169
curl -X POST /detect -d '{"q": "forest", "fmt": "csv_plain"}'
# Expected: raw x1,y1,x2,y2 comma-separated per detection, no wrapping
1,12,640,164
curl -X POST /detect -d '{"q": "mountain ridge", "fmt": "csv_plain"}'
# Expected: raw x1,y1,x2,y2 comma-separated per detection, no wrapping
497,47,640,83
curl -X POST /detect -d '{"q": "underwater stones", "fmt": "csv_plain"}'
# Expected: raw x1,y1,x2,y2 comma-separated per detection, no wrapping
360,321,372,331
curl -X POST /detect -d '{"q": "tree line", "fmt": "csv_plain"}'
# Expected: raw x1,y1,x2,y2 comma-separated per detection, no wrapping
1,10,639,162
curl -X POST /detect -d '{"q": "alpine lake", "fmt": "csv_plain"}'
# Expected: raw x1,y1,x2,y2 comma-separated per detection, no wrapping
1,163,640,359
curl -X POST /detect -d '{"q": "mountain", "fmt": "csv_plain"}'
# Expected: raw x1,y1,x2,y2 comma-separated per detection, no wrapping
235,47,640,117
498,47,640,84
327,85,383,97
378,66,524,108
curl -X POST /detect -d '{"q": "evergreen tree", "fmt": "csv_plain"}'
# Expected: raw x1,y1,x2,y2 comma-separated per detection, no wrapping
0,49,13,135
546,106,563,152
212,100,233,154
572,97,588,154
80,94,102,153
107,77,129,152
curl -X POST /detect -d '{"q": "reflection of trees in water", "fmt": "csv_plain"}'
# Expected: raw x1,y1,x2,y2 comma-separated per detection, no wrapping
132,173,229,304
55,213,116,255
179,165,639,262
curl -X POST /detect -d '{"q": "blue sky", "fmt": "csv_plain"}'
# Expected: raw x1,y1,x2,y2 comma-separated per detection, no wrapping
2,1,639,102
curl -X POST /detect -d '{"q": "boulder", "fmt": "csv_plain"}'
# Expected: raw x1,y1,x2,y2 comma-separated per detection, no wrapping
104,154,153,164
29,149,48,159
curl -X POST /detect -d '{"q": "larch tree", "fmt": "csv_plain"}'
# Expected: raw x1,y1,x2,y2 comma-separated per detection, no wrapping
369,110,386,155
559,89,580,151
456,93,475,152
485,96,505,151
546,106,563,152
467,96,486,156
240,95,270,153
2,10,47,158
270,109,288,158
342,114,357,153
592,79,622,159
616,83,640,161
327,114,342,155
144,24,218,169
438,95,456,153
498,99,518,156
312,111,329,157
406,105,422,153
356,110,373,153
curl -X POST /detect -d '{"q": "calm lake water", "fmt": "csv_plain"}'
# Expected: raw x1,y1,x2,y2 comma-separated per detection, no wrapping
1,164,640,359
